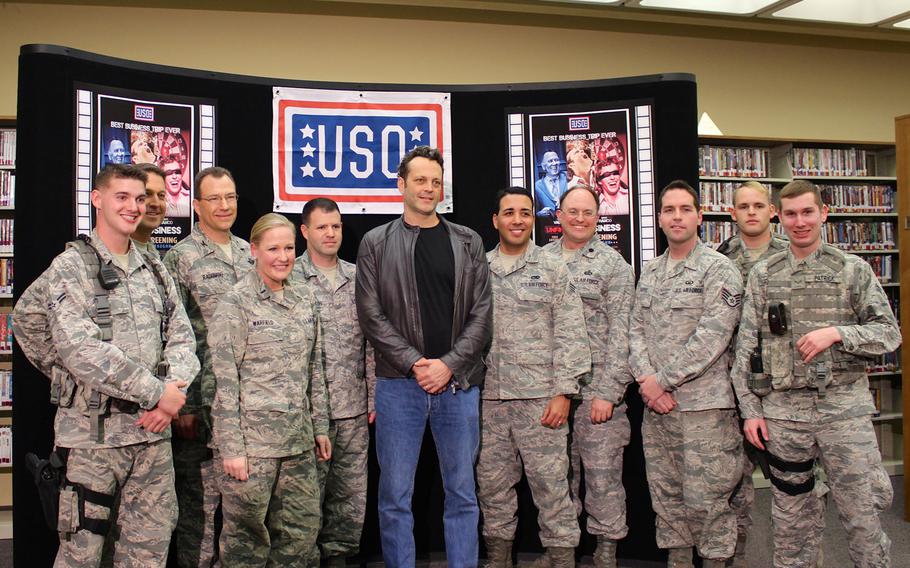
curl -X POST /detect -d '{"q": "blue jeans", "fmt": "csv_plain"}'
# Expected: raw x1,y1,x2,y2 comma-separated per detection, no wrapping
375,377,480,568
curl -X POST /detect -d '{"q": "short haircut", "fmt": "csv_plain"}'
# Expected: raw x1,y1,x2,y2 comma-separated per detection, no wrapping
134,162,167,183
397,146,444,179
93,164,147,191
194,166,235,196
559,184,598,210
779,179,823,208
493,186,533,214
301,197,340,226
658,179,698,209
250,213,295,246
733,180,772,205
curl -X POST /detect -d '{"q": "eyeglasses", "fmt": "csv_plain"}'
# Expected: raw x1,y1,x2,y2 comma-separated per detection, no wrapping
598,171,621,179
562,208,596,219
164,169,182,176
198,193,239,205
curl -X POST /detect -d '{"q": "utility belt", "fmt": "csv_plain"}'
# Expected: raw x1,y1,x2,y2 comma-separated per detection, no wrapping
49,361,169,443
25,447,117,538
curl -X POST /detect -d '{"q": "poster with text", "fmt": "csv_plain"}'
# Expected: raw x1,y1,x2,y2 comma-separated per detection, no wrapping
75,85,216,254
527,108,634,260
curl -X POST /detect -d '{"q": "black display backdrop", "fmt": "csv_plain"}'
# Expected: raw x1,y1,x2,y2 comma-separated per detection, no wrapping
13,44,697,566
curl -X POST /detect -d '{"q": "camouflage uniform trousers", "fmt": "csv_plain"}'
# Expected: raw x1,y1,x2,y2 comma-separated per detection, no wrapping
642,408,741,560
219,452,321,568
478,398,580,548
172,423,221,568
568,399,631,539
55,439,177,568
311,413,369,562
766,415,891,568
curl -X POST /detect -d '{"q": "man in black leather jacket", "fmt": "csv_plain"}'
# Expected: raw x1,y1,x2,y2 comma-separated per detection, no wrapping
356,146,492,568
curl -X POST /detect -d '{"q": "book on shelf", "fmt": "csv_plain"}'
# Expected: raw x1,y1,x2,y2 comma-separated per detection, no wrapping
0,219,11,254
699,181,774,212
700,221,736,248
868,351,900,373
790,147,873,177
862,255,894,283
0,129,14,167
823,221,895,251
0,258,12,294
819,184,894,214
0,370,11,407
0,426,10,465
870,386,882,415
0,170,13,208
699,145,769,178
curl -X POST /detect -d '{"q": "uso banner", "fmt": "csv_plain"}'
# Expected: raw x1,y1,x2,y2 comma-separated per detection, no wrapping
272,87,453,215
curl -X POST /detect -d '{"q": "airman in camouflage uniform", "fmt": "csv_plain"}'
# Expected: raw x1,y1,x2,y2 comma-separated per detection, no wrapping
629,181,743,568
15,165,199,568
163,167,253,568
716,180,801,568
479,187,591,568
210,214,330,568
543,186,634,568
732,181,900,568
293,198,373,567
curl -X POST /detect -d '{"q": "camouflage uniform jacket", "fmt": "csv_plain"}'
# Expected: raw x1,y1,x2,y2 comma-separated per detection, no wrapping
43,229,199,449
629,240,743,411
719,234,789,284
163,223,254,415
731,244,901,422
484,243,591,401
292,251,375,419
133,239,163,259
210,270,330,459
542,236,634,403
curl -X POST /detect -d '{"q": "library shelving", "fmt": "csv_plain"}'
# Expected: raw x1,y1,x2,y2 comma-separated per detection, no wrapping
698,135,903,484
895,115,910,520
0,118,13,538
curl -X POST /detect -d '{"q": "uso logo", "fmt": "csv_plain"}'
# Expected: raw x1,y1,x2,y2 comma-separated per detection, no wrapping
274,88,451,210
134,105,154,122
569,116,590,131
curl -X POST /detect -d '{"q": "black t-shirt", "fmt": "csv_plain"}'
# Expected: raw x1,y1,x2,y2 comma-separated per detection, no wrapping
414,222,455,359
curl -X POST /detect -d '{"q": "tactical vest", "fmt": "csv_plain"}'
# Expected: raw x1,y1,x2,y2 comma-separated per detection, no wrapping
46,236,171,442
760,245,866,393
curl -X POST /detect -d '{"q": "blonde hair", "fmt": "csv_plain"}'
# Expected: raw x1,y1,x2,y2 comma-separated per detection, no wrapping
733,180,772,205
249,213,295,245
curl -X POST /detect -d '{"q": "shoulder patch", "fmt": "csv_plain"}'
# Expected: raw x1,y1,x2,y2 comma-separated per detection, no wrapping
721,287,742,308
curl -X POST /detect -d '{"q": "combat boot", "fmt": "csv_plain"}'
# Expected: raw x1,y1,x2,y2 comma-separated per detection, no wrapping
547,547,576,568
593,537,617,568
667,547,693,568
484,537,513,568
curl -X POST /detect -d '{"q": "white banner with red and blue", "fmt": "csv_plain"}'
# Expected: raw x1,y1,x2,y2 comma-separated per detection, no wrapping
272,86,452,215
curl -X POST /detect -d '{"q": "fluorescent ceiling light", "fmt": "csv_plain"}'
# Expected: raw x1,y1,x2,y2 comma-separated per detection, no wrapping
772,0,910,25
895,17,910,29
637,0,780,15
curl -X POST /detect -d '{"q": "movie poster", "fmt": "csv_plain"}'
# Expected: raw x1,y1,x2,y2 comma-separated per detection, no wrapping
75,85,216,254
527,108,634,260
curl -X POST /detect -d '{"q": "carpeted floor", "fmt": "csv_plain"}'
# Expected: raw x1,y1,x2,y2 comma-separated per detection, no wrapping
0,477,905,567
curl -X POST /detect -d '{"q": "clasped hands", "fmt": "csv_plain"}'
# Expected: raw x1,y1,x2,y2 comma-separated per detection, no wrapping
135,380,189,433
636,374,677,414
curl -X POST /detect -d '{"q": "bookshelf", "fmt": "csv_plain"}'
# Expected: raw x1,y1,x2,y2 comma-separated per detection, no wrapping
0,118,13,538
698,136,903,486
895,115,910,521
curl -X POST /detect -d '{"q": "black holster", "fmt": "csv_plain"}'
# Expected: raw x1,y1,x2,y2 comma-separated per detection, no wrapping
25,448,68,532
